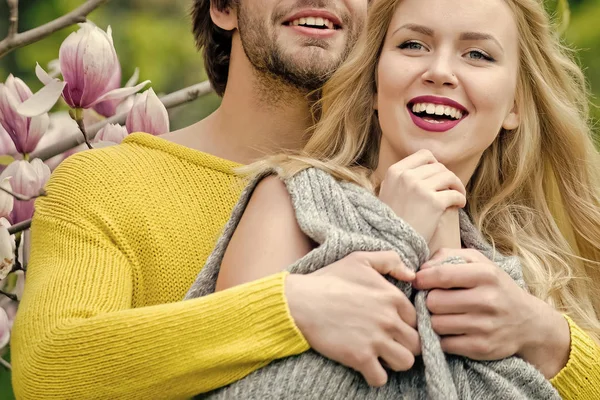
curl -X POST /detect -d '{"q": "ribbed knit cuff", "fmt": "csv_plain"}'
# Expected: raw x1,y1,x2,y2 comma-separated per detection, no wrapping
550,314,600,399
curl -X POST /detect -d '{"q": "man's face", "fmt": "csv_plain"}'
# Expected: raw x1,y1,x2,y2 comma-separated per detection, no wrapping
237,0,368,91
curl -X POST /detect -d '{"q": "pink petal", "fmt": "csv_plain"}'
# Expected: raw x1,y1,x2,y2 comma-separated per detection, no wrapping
91,80,150,106
35,63,55,86
16,80,67,118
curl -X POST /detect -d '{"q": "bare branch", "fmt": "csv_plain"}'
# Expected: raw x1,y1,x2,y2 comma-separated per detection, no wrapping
0,357,11,371
30,81,214,161
0,289,17,302
0,0,110,58
8,219,30,235
7,0,19,38
0,185,46,202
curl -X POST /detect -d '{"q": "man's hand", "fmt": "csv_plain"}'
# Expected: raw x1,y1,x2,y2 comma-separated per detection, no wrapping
285,251,420,387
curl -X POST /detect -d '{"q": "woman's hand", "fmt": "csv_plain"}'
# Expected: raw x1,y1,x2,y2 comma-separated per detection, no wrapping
378,149,466,244
413,248,571,379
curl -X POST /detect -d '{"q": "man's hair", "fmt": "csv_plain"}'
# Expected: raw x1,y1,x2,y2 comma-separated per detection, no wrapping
192,0,237,97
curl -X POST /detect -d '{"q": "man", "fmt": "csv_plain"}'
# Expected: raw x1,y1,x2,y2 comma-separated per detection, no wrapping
11,1,419,399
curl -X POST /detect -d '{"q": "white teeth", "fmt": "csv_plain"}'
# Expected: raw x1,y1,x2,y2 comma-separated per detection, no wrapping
411,102,465,120
290,17,335,29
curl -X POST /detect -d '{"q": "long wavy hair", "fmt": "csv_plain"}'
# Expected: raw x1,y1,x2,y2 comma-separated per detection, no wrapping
247,0,600,341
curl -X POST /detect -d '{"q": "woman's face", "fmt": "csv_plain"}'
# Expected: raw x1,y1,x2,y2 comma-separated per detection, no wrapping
374,0,520,183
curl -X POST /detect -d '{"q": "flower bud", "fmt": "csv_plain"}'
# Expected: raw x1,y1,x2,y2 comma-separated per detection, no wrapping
126,88,169,135
0,159,51,223
95,123,128,144
0,75,50,154
17,23,149,118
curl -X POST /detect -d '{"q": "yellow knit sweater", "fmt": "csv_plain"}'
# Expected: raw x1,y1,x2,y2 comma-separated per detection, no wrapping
10,133,600,399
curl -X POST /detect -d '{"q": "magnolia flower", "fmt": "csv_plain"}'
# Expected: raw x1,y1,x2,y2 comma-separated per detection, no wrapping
94,67,140,118
0,224,15,282
0,307,10,350
95,123,128,145
0,124,17,157
0,178,14,220
126,89,170,135
0,75,50,154
0,159,51,224
17,22,149,117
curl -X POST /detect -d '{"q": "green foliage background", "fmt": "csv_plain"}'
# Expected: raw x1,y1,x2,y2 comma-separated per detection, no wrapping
0,0,598,398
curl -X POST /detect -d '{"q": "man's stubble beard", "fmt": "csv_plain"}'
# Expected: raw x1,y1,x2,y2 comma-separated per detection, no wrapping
237,4,359,100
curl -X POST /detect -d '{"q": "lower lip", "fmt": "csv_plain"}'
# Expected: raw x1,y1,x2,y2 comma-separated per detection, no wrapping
284,25,338,39
408,108,464,132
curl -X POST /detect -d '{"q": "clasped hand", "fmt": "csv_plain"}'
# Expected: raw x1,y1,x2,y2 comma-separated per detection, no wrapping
414,248,570,378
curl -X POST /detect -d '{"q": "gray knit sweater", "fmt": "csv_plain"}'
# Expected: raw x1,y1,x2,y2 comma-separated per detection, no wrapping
185,168,560,400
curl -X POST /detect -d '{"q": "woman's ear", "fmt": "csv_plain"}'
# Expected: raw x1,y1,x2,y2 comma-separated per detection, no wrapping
210,2,238,31
502,101,520,130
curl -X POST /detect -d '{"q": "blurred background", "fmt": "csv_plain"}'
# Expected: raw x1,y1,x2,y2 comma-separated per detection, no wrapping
0,0,598,398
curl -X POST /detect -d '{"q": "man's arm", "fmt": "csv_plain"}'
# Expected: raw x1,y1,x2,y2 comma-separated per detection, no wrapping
11,210,309,400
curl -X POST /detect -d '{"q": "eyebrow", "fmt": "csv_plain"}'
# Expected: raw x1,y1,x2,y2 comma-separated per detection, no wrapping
392,24,504,52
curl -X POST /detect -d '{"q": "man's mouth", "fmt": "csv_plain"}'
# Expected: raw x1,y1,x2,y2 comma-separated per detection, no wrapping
282,10,342,33
284,17,340,30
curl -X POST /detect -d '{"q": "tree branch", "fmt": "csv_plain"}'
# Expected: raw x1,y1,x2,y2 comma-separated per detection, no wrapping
8,219,30,235
30,81,214,161
7,0,19,38
0,0,110,58
0,185,46,202
0,357,11,371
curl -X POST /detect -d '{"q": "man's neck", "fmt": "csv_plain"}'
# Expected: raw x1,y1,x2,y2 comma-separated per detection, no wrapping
162,63,314,165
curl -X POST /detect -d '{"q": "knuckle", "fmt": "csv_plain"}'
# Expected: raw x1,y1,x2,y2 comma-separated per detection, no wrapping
352,348,375,367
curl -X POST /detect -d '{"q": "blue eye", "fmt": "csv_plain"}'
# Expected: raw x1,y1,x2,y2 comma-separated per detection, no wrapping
467,50,495,62
399,41,425,51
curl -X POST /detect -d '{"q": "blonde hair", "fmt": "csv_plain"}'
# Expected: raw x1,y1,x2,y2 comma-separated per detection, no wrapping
248,0,600,341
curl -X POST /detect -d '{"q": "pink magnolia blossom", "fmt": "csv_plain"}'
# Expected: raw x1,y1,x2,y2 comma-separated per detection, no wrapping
0,218,15,282
0,124,17,157
17,23,149,118
126,89,170,135
95,123,128,145
0,75,50,154
0,159,51,224
94,67,140,117
0,178,14,220
36,112,85,171
0,306,10,350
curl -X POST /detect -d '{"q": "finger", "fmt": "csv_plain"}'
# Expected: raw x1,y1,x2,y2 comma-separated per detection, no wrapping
413,264,484,290
391,321,421,356
441,335,494,360
377,339,416,372
359,358,389,387
425,170,466,196
394,293,417,328
362,251,416,281
424,248,488,268
388,149,438,173
430,313,474,336
426,288,476,314
433,190,467,209
405,162,448,180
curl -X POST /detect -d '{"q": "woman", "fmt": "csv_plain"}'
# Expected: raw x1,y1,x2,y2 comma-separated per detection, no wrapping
187,0,600,398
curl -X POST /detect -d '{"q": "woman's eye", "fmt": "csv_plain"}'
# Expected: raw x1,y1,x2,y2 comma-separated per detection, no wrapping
466,50,495,62
399,41,425,51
